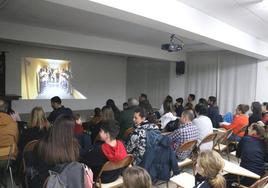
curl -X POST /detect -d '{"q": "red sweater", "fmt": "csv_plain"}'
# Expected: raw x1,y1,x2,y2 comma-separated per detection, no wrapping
222,114,249,137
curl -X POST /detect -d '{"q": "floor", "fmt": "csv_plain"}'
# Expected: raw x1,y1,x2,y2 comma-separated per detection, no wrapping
36,82,74,99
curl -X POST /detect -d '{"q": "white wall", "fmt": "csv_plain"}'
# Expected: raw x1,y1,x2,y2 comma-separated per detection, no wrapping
1,42,127,113
256,60,268,103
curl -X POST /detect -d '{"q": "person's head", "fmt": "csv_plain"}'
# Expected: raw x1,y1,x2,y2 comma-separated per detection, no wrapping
133,107,147,126
128,98,139,108
184,102,194,110
106,99,116,108
50,96,62,110
208,96,217,106
251,102,262,115
248,122,267,139
38,115,79,165
196,150,225,188
123,166,152,188
94,107,101,117
0,99,7,113
198,98,208,106
29,106,48,129
102,106,115,120
188,94,195,102
180,110,194,124
139,93,148,102
262,102,268,113
99,120,120,142
176,98,183,105
195,103,208,116
123,102,129,111
163,99,174,114
164,95,173,103
236,104,249,115
74,113,82,125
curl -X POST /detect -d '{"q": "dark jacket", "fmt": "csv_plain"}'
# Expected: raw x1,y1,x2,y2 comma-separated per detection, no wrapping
141,133,180,182
249,113,262,125
194,180,212,188
47,106,73,123
118,106,137,140
237,135,268,176
175,105,184,117
82,142,124,183
208,106,222,128
139,100,153,114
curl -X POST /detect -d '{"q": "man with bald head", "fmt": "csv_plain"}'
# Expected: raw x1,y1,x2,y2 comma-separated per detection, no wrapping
0,99,19,160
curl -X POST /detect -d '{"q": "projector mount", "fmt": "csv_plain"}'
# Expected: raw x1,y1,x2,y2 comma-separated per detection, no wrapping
161,34,184,52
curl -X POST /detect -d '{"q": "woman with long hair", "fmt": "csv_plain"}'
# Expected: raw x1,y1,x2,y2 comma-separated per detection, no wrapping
123,166,152,188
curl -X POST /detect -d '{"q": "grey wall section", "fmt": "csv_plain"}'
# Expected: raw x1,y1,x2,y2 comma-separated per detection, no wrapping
126,57,170,108
1,42,127,113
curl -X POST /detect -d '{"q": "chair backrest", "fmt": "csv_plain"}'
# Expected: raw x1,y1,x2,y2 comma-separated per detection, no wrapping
198,133,217,150
217,129,233,144
177,140,197,153
124,127,134,139
96,154,134,185
250,175,268,188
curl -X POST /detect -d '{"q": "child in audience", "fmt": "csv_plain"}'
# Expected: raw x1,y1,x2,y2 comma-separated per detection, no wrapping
195,150,226,188
73,113,84,135
220,104,249,141
123,166,152,188
82,120,127,183
235,122,268,186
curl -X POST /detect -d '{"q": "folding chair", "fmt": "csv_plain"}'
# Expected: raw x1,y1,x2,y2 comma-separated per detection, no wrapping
95,154,134,188
213,129,233,160
197,132,218,152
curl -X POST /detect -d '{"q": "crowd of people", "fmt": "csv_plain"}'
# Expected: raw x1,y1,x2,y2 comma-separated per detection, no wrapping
0,93,268,188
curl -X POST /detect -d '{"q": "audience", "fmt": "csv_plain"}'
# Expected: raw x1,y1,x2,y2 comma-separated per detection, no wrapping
118,98,139,140
106,99,121,121
159,95,173,116
123,166,152,188
47,96,73,123
262,102,268,125
7,105,21,122
0,99,19,160
82,120,127,183
169,110,199,161
139,93,153,114
193,104,213,151
174,97,184,117
195,150,226,188
160,97,177,130
102,106,115,120
207,96,222,128
220,104,249,141
73,113,84,135
123,102,129,111
198,98,208,107
87,107,102,143
126,107,159,165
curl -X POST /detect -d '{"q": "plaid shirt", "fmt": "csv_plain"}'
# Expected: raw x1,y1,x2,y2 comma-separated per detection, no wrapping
169,122,198,161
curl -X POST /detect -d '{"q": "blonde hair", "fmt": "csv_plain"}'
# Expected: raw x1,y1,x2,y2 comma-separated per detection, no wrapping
123,166,152,188
102,106,115,121
29,106,49,129
197,150,226,188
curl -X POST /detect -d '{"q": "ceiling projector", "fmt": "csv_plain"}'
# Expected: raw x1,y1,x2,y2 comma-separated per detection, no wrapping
161,34,184,52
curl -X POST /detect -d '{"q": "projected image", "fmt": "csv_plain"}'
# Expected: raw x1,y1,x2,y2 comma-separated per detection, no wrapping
22,58,86,99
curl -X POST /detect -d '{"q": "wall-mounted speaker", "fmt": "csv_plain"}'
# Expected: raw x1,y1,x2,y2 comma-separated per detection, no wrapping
176,61,185,75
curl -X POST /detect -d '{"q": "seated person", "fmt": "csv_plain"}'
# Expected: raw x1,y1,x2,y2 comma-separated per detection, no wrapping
47,96,73,124
123,166,152,188
174,97,184,117
194,150,225,188
207,96,222,128
0,100,19,161
73,113,84,135
169,110,199,161
262,102,268,125
86,107,102,143
220,104,249,141
160,98,177,130
235,122,268,186
126,107,159,165
82,120,127,183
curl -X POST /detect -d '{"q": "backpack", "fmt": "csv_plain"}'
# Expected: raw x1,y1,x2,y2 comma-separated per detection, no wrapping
44,162,93,188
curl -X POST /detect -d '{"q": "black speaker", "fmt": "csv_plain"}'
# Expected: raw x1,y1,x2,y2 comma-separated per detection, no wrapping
176,61,185,75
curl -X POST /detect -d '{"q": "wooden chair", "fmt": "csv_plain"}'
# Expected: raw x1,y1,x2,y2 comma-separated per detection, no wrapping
95,154,134,188
0,144,15,188
177,140,198,172
22,140,39,188
213,129,233,160
123,127,134,139
197,132,218,152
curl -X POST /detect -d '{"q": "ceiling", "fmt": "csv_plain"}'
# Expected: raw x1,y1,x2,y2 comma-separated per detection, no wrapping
176,0,268,43
0,0,221,52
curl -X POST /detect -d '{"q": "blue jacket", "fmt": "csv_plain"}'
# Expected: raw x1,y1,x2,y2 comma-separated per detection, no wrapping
141,131,180,181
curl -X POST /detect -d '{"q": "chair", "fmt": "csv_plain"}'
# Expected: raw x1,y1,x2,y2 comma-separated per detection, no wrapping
177,140,198,172
22,140,39,188
95,154,134,188
213,129,233,160
0,144,15,188
197,132,218,152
